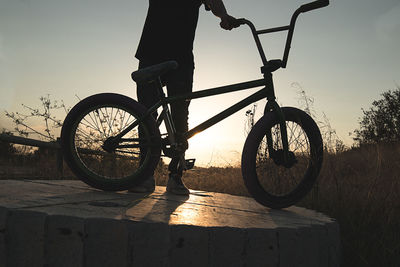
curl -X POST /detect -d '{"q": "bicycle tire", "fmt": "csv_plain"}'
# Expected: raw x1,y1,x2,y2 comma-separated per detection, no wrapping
241,107,323,209
61,93,161,191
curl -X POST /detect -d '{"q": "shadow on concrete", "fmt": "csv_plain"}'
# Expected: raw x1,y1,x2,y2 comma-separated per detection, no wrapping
126,192,190,224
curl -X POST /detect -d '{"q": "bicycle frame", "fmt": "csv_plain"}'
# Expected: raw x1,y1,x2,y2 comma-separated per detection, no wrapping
115,71,284,163
114,0,329,162
157,78,270,140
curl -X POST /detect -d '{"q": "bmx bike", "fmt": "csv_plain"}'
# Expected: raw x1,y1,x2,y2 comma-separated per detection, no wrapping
61,0,329,209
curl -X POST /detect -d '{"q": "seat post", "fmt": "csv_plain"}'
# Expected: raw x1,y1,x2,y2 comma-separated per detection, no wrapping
155,76,177,146
155,77,166,100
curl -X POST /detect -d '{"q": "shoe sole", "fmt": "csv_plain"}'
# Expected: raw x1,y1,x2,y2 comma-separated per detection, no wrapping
166,188,190,196
128,187,155,193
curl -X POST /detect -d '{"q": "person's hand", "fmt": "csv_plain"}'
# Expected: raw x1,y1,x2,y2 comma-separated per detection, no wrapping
220,14,240,30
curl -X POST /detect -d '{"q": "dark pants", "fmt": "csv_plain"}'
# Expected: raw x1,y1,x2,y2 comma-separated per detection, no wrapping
137,60,194,174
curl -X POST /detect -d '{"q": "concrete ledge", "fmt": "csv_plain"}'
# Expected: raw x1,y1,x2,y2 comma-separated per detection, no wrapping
0,180,341,266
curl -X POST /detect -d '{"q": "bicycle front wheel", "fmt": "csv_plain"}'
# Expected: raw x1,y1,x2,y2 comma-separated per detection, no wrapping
61,93,161,191
241,107,323,209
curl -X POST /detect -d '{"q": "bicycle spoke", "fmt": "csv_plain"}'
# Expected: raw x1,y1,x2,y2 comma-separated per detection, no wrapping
92,109,107,138
80,118,103,135
86,110,102,134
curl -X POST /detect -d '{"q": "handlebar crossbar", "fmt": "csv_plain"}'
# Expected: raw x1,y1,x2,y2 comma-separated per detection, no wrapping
238,0,329,69
256,26,290,35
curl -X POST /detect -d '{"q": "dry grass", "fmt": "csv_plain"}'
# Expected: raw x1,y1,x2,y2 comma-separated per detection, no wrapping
0,146,76,179
302,143,400,267
155,164,249,196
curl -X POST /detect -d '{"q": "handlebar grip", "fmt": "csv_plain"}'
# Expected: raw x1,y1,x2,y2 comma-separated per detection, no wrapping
299,0,329,13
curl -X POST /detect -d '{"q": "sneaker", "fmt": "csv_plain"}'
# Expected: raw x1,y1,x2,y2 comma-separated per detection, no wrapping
128,176,155,193
166,173,190,195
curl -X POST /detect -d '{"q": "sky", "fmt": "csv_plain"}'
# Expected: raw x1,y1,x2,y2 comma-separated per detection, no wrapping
1,0,399,166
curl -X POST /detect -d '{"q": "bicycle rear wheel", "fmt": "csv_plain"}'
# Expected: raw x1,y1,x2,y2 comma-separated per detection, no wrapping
61,93,161,191
241,107,323,209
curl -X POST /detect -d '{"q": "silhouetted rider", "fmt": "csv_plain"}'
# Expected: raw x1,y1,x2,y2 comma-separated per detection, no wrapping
130,0,239,195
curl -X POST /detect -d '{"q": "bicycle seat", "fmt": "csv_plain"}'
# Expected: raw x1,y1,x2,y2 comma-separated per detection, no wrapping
131,61,179,83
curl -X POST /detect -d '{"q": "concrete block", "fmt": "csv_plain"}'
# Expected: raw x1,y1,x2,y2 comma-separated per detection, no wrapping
208,227,246,267
84,218,129,267
0,207,9,267
300,226,320,267
278,226,326,267
0,181,341,266
170,224,209,267
277,227,301,267
6,210,46,267
128,221,170,267
45,215,84,267
245,228,279,267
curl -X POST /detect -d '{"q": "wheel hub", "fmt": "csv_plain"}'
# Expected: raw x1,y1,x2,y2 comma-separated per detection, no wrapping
102,137,118,153
271,149,297,168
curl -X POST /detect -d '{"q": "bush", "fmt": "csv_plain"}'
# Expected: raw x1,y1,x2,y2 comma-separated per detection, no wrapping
354,87,400,144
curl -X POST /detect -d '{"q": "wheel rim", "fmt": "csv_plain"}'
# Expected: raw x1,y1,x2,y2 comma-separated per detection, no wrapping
69,105,151,181
256,120,312,197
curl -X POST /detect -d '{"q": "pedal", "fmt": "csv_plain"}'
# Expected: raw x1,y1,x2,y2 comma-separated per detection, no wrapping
184,159,195,170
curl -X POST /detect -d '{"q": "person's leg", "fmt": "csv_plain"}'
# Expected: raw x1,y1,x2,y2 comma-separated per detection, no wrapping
164,65,194,195
136,61,159,119
167,65,193,148
129,61,159,193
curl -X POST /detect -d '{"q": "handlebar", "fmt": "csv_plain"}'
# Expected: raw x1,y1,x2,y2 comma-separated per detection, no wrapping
236,0,329,68
299,0,329,13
